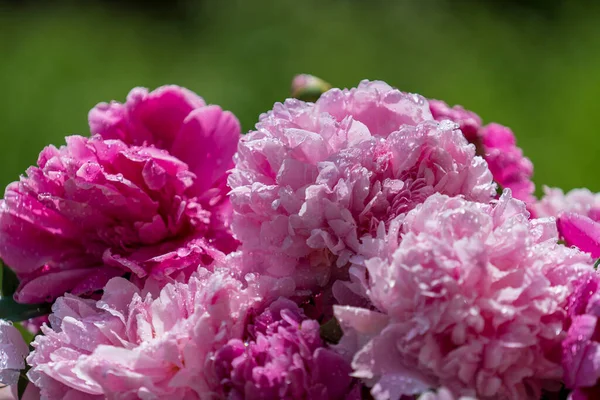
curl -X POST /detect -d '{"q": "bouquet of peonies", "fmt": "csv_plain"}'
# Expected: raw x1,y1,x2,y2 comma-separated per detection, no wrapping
0,75,599,400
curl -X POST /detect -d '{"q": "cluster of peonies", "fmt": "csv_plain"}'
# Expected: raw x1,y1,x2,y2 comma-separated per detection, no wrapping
0,77,599,400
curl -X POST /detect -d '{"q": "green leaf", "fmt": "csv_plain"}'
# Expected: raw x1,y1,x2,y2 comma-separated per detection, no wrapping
0,296,51,322
0,260,20,297
595,258,600,269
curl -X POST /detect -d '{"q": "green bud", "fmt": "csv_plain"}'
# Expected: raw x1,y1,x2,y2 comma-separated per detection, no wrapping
291,74,332,102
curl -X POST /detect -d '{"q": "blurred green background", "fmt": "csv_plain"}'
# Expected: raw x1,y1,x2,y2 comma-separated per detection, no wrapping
1,0,599,194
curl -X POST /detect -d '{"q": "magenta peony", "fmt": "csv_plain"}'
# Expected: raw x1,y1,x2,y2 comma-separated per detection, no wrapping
89,86,240,203
0,86,241,303
335,191,593,400
27,267,294,399
428,100,481,143
534,187,600,258
480,123,535,204
557,213,600,259
429,100,535,205
214,297,354,400
0,320,29,386
560,272,600,399
229,80,495,294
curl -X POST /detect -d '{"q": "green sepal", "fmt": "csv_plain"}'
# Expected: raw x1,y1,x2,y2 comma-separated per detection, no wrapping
0,260,19,297
319,317,343,344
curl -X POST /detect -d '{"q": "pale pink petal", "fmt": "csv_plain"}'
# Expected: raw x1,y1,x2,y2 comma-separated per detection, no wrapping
0,320,29,385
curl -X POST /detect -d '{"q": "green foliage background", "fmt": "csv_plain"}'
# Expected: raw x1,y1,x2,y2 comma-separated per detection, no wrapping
1,0,599,194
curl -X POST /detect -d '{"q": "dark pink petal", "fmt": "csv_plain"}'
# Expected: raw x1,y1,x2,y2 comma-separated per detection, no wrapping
558,212,600,258
170,105,240,196
15,267,121,303
429,99,482,142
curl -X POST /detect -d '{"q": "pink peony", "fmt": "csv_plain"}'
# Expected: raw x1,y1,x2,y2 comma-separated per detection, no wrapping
534,187,600,258
335,191,593,400
229,80,495,294
0,86,241,303
0,320,29,385
27,267,293,399
214,297,354,400
429,101,535,205
560,272,600,399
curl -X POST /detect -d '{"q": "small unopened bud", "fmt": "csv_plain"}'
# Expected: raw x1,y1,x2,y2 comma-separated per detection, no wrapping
291,74,331,102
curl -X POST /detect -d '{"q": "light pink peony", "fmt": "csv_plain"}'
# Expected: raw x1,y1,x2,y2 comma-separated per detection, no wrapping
27,267,292,399
229,80,495,294
429,101,535,205
335,191,593,400
0,86,241,303
0,320,29,385
534,187,600,258
534,187,600,220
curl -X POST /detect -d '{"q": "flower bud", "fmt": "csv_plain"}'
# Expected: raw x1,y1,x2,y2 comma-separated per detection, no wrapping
291,74,331,102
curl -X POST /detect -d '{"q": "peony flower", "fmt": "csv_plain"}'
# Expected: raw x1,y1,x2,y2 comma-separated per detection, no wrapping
89,85,240,206
335,191,593,400
214,297,354,400
27,267,293,399
480,123,535,204
229,80,495,294
534,187,600,258
0,86,241,303
428,100,481,143
429,100,535,205
534,187,600,220
556,213,600,259
0,320,29,385
560,272,600,399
